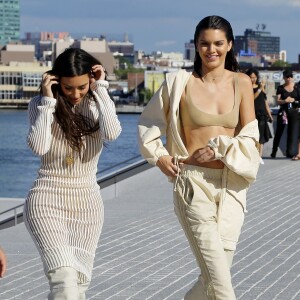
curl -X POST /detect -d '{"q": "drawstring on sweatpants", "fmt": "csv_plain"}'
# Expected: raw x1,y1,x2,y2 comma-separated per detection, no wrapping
173,156,180,192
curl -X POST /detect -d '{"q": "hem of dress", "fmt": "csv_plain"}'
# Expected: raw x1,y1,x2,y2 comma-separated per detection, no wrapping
42,246,95,283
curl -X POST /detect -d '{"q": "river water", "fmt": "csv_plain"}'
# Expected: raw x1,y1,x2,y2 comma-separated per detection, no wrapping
0,110,141,198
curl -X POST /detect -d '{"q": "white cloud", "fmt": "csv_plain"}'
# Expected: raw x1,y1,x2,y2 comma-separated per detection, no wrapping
245,0,300,7
290,0,300,7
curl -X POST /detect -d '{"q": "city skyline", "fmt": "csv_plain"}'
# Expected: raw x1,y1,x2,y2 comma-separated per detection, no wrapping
21,0,300,63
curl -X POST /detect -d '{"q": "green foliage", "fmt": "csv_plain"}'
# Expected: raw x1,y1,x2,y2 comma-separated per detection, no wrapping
114,69,128,80
114,56,144,80
138,88,153,105
271,60,291,68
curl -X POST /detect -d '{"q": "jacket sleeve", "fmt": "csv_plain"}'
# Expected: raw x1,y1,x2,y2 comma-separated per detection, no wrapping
138,81,170,165
27,95,56,156
90,80,122,141
207,119,261,183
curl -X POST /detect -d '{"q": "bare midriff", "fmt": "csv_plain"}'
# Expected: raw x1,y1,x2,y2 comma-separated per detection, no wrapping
182,125,235,169
180,72,239,169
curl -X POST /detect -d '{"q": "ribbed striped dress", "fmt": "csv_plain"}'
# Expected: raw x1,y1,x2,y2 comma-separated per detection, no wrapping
24,80,121,283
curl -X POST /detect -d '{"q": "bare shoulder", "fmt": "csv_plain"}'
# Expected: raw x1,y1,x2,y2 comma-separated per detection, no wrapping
237,72,253,103
237,72,252,87
235,73,255,123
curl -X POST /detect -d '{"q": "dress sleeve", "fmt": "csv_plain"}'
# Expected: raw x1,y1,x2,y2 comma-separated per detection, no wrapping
27,95,57,156
276,85,283,96
90,80,121,141
137,81,170,165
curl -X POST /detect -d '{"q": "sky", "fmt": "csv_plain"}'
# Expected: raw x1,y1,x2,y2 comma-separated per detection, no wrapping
20,0,300,63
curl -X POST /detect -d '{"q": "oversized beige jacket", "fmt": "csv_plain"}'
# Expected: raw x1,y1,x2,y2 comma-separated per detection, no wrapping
138,69,260,217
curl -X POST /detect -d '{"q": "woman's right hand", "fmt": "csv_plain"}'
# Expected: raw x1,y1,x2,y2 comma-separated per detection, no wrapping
42,73,59,98
156,155,180,178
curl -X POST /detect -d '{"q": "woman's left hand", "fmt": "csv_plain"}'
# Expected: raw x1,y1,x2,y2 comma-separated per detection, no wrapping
90,65,106,83
193,146,215,163
285,96,295,103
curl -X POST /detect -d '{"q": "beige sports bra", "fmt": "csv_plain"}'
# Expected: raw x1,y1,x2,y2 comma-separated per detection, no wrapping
181,73,240,129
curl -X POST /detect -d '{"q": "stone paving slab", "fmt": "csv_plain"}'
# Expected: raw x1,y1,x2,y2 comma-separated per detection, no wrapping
0,154,300,299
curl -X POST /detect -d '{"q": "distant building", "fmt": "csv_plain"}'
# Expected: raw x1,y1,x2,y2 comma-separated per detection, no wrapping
52,38,74,60
0,62,49,107
134,50,146,68
0,34,119,106
184,40,195,61
108,33,135,64
235,28,280,64
135,51,192,71
23,32,70,60
0,0,20,45
236,48,263,68
280,50,287,62
0,44,35,64
22,33,117,79
127,72,144,102
144,71,166,94
153,51,183,61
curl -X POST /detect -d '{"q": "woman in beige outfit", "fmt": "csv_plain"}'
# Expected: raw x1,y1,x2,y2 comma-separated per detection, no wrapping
138,16,260,300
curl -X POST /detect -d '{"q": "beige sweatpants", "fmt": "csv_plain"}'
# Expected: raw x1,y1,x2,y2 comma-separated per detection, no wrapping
47,267,90,300
174,165,244,300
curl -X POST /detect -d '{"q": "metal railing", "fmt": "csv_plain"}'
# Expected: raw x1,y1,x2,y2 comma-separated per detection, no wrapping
96,154,142,176
0,157,151,229
0,203,24,229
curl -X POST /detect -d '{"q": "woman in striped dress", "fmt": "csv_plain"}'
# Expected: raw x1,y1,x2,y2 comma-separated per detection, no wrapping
24,48,121,299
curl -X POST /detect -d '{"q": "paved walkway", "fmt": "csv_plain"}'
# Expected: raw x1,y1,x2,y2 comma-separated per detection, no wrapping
0,151,300,299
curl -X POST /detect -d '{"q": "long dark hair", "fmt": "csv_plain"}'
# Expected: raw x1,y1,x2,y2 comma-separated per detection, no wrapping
245,67,260,85
193,15,240,78
42,48,102,153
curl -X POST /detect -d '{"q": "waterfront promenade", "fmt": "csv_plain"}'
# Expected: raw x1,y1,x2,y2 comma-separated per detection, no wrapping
0,145,300,299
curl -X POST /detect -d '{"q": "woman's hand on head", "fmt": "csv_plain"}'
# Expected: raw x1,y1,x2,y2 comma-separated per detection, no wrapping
90,65,106,83
42,73,59,98
193,146,215,163
156,155,180,178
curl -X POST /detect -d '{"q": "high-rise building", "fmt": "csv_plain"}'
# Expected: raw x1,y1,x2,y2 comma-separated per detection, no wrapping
0,0,20,45
235,28,280,60
184,40,195,61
